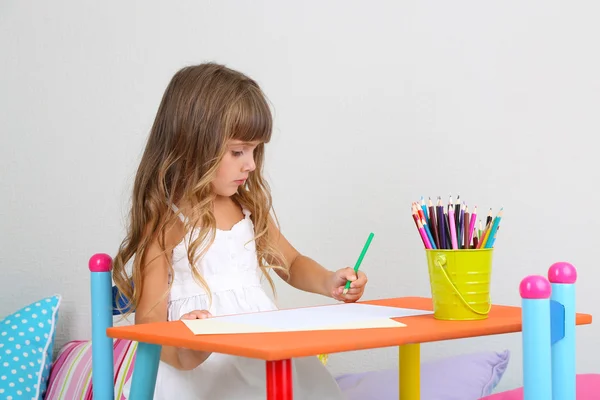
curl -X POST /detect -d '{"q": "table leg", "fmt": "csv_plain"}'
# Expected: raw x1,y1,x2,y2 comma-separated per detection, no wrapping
399,343,420,400
266,359,293,400
129,342,162,400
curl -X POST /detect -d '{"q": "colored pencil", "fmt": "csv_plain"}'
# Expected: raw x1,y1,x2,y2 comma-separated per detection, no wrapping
420,197,429,226
411,204,420,229
413,217,429,248
463,208,470,249
448,202,458,249
427,197,435,218
475,222,486,249
428,197,439,249
455,201,461,247
417,204,426,223
458,202,466,249
468,206,477,249
417,218,433,249
486,208,493,226
444,207,451,248
454,195,461,242
484,208,503,248
478,220,493,249
343,232,374,295
437,200,446,249
421,217,437,249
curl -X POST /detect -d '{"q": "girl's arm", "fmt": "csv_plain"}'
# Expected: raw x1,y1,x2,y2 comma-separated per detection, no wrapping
135,224,211,371
267,217,334,298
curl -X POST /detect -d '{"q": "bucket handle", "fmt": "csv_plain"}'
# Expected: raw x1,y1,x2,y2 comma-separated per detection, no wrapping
434,254,491,316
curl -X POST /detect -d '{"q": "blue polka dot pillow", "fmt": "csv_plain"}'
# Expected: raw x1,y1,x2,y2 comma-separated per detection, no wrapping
0,295,61,400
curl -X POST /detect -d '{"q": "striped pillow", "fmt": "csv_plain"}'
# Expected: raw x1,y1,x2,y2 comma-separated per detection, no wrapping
46,337,326,399
45,339,137,400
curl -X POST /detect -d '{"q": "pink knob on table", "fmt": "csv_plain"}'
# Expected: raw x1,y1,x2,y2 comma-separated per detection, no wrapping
519,275,551,299
89,253,113,272
548,262,577,284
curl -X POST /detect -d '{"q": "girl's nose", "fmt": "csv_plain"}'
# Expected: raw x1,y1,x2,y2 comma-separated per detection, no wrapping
244,157,256,172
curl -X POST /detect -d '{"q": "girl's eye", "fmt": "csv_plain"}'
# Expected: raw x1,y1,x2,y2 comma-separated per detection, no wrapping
232,151,243,157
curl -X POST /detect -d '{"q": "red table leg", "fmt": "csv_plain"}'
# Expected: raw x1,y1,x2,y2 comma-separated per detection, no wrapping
266,359,293,399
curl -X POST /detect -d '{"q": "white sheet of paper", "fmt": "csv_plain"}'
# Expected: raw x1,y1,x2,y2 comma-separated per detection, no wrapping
182,317,406,335
182,303,432,335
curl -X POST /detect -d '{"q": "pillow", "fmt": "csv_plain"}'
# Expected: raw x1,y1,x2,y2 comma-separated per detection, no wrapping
335,350,510,400
45,338,137,399
0,295,61,399
480,373,600,399
47,340,508,400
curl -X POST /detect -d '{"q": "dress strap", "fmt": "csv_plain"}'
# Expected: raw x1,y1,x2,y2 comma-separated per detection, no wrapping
171,204,186,223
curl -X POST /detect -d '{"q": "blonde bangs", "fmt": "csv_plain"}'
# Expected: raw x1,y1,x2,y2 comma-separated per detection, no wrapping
227,86,273,144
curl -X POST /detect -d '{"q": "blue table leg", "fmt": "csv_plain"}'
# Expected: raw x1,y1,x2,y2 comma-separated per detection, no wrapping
129,342,162,400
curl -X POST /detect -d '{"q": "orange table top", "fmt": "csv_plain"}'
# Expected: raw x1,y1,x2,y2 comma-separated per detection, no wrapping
106,297,593,361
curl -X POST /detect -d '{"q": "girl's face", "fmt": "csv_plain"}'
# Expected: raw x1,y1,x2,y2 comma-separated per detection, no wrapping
212,140,259,197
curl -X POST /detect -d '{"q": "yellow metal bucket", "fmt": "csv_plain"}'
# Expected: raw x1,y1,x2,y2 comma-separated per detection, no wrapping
426,249,493,320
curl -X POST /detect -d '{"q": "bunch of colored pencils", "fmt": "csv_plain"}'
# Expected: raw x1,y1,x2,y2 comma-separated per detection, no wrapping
412,195,503,250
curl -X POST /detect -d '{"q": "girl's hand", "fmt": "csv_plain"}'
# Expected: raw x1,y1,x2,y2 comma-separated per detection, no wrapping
329,267,368,303
181,310,212,320
178,310,213,370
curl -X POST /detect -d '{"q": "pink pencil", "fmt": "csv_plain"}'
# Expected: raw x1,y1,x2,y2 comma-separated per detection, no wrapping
468,206,477,249
448,204,458,249
417,219,433,249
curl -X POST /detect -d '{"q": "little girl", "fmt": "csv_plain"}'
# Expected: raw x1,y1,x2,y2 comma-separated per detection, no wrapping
112,63,368,399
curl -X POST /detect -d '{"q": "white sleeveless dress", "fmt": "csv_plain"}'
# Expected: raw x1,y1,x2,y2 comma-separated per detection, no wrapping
139,207,345,400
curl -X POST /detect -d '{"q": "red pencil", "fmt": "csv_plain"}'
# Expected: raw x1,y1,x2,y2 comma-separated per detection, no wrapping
416,204,426,222
411,203,420,229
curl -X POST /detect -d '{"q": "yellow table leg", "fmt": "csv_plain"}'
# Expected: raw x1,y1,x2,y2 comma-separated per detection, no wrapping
399,343,420,400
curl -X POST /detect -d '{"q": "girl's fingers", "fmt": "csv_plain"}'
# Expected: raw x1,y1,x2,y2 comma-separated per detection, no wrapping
350,273,368,288
193,310,212,319
343,296,360,303
335,291,363,303
181,310,212,320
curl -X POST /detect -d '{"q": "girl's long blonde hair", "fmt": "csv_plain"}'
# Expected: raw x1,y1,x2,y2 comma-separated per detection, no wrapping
112,63,287,315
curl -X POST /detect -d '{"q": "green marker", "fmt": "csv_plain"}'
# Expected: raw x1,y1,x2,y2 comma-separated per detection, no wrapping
343,232,374,295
